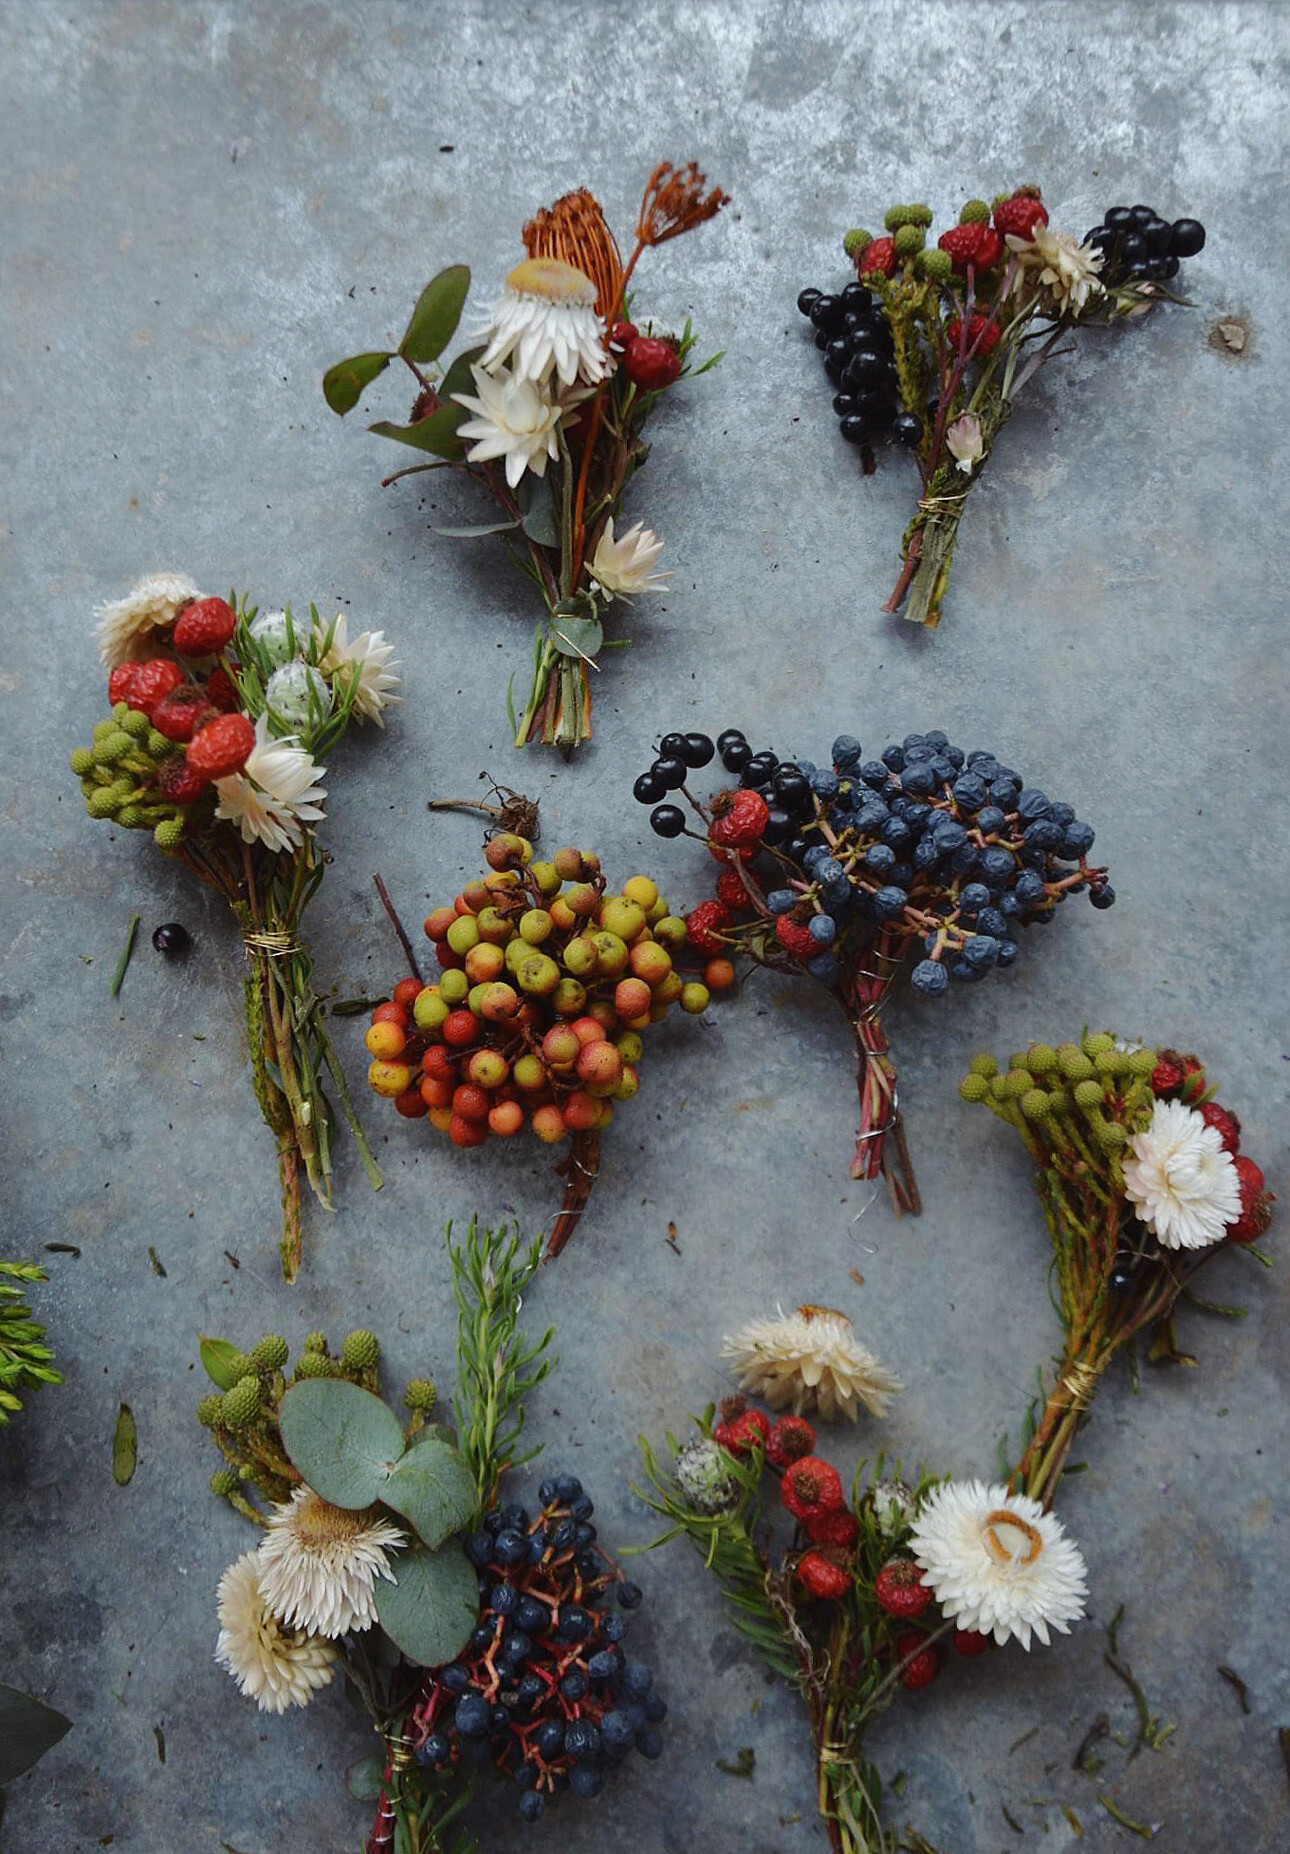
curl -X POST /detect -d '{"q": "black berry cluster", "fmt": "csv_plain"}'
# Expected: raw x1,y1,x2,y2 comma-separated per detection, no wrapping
1084,204,1205,286
412,1475,664,1820
795,284,919,451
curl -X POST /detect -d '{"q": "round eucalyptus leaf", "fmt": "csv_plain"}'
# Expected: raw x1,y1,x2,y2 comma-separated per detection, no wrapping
380,1438,477,1550
278,1379,406,1509
374,1542,479,1668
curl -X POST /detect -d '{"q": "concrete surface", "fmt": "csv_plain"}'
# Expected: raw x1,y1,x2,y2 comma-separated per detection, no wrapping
1,2,1287,1850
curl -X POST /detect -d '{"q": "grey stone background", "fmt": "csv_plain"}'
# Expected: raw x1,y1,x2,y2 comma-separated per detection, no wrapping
1,1,1286,1849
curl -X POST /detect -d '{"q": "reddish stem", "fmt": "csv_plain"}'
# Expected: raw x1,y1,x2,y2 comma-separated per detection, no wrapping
544,1128,602,1258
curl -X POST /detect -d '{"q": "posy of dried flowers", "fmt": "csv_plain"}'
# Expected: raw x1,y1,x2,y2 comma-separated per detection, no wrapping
360,834,706,1258
201,1219,668,1850
630,723,1112,1213
323,163,728,753
641,1068,1270,1854
70,580,398,1277
798,189,1206,627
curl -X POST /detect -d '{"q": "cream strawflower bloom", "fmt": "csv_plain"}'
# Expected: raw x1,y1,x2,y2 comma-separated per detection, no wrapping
478,257,609,388
313,613,402,726
214,1550,339,1713
945,413,985,475
910,1480,1087,1649
721,1305,902,1421
1122,1096,1241,1251
95,572,202,666
452,364,565,489
1007,224,1104,315
213,715,327,854
589,518,670,598
256,1487,405,1636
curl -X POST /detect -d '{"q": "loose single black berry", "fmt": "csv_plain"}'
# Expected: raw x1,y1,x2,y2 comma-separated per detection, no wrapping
1119,232,1147,270
716,728,746,754
741,751,779,788
809,293,842,330
844,348,888,387
1169,217,1205,256
682,732,715,768
814,327,830,350
1140,215,1172,256
658,731,689,760
632,771,663,805
840,413,879,446
650,757,687,791
893,412,922,447
649,804,686,838
797,287,822,316
826,336,849,369
840,280,872,313
832,392,857,417
1128,203,1156,228
152,922,190,955
719,738,753,774
1103,205,1133,229
761,804,793,845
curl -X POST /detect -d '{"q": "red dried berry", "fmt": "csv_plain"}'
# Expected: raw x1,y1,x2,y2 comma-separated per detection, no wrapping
205,666,241,713
781,1456,844,1522
1151,1049,1202,1098
952,1627,993,1657
715,868,754,912
896,1630,942,1690
152,687,219,743
873,1558,934,1621
938,222,1003,273
766,1413,816,1470
107,664,140,706
623,336,681,392
709,788,769,850
609,320,638,350
714,1408,770,1457
172,596,236,657
155,757,212,805
856,235,896,278
1227,1155,1275,1245
1199,1101,1241,1153
807,1508,860,1551
796,1549,851,1601
992,192,1050,240
124,658,186,718
945,313,1001,358
775,915,818,961
186,713,257,780
684,898,735,957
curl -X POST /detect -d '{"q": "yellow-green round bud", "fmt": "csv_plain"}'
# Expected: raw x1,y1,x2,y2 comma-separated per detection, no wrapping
153,818,185,849
293,1352,332,1379
304,1332,328,1354
988,1075,1009,1101
1073,1079,1105,1111
1057,1044,1094,1080
893,224,925,258
1027,1044,1058,1074
967,1053,998,1077
1094,1049,1122,1075
248,1335,290,1373
210,1469,239,1498
68,747,95,775
1091,1116,1128,1150
1002,1069,1032,1100
196,1393,224,1428
907,204,933,226
960,199,992,224
1083,1031,1115,1055
87,787,121,817
959,1073,989,1103
146,728,172,756
120,708,151,738
403,1378,438,1414
842,228,872,258
918,247,953,286
1021,1089,1053,1120
991,192,1013,211
341,1329,380,1372
111,701,131,724
116,805,145,829
93,719,116,742
91,731,132,765
1127,1048,1157,1077
221,1375,263,1430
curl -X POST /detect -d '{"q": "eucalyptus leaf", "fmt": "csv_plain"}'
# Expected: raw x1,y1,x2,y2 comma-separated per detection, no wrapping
381,1437,476,1550
112,1404,137,1485
432,521,519,539
399,265,470,365
345,1753,386,1801
0,1685,72,1783
278,1379,406,1509
199,1337,244,1391
374,1543,478,1667
323,350,393,417
517,477,560,548
549,613,603,661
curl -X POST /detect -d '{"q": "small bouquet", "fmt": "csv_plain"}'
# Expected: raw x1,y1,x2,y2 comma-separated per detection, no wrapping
960,1030,1275,1503
324,163,727,751
797,188,1207,627
202,1220,667,1851
70,577,399,1277
0,1261,61,1424
363,835,705,1256
630,724,1112,1212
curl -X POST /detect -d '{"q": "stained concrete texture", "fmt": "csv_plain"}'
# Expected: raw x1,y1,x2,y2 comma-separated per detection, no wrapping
1,2,1287,1850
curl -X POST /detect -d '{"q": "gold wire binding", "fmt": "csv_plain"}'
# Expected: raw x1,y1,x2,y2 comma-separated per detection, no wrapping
853,1083,901,1145
1059,1361,1100,1410
387,1735,416,1775
242,929,298,956
917,491,971,514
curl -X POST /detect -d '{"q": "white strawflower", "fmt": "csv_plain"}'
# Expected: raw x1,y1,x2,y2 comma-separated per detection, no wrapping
452,364,565,489
95,572,201,667
214,715,327,854
255,1487,405,1637
910,1480,1088,1649
945,413,985,475
264,662,332,736
721,1305,902,1422
312,614,402,726
214,1550,339,1713
249,608,303,668
589,518,670,598
1122,1096,1241,1251
478,257,608,388
1007,224,1104,315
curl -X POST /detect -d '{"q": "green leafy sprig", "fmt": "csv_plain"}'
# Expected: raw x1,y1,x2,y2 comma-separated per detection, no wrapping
0,1263,61,1423
449,1218,555,1516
